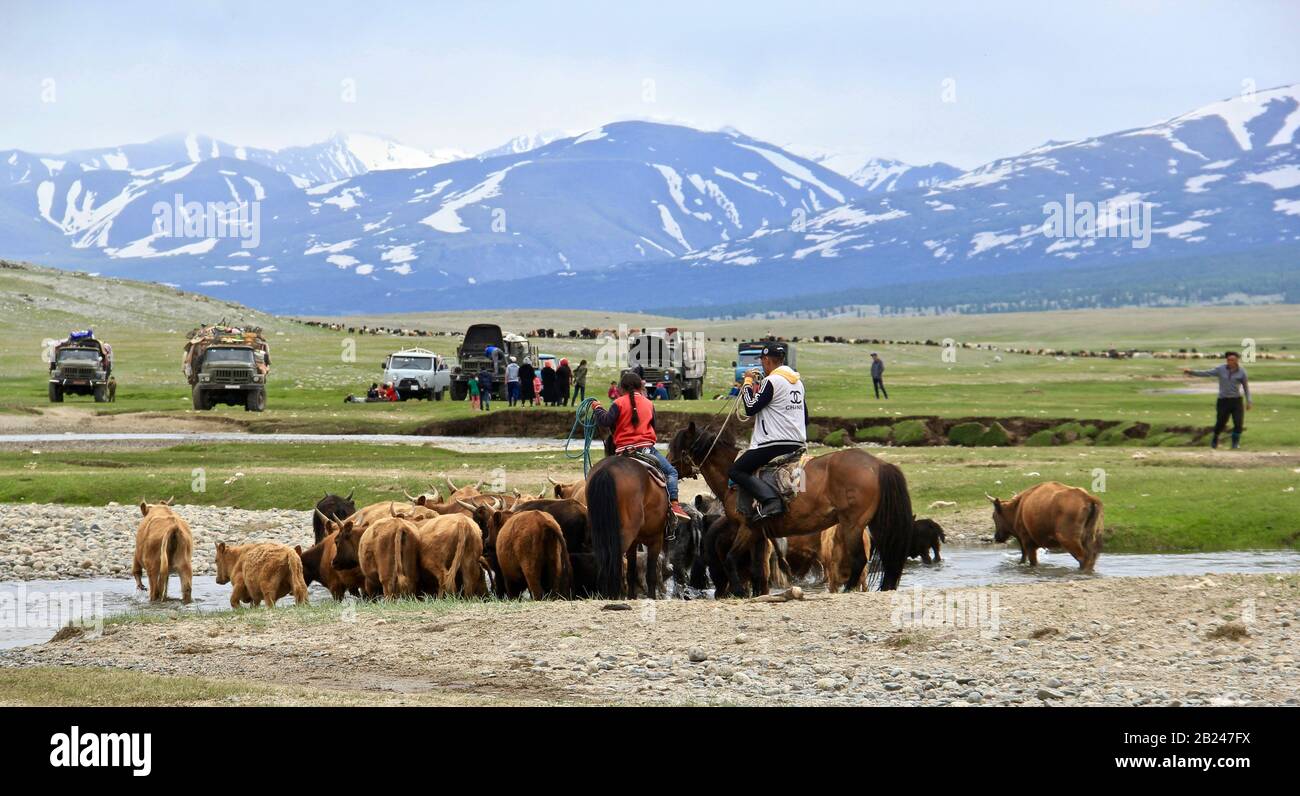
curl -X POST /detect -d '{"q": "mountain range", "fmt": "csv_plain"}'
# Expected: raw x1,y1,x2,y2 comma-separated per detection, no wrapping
2,85,1298,315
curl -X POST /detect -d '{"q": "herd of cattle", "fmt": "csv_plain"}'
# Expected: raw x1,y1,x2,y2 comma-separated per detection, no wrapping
130,475,1105,607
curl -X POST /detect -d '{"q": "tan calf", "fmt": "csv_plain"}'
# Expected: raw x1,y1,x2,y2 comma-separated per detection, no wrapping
413,513,488,597
132,500,193,603
358,515,421,598
491,510,572,599
988,481,1104,571
216,542,309,608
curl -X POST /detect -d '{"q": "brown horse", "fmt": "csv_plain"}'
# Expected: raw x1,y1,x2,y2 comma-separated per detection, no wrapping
584,455,670,599
669,422,914,595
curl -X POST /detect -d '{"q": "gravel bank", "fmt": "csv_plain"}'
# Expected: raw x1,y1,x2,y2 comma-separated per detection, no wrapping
0,502,311,581
2,574,1296,706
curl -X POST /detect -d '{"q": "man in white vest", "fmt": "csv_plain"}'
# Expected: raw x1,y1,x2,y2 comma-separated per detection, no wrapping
730,342,807,517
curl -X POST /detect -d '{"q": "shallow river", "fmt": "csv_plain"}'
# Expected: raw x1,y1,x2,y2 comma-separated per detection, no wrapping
2,547,1296,649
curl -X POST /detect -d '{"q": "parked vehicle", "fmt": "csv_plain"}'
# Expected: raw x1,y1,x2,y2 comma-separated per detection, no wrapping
733,339,797,383
451,325,538,400
48,330,113,403
183,324,269,411
382,347,451,400
626,327,706,399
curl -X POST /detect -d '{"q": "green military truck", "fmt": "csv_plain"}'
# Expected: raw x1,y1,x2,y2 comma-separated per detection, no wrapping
450,324,538,401
48,330,113,403
183,324,270,411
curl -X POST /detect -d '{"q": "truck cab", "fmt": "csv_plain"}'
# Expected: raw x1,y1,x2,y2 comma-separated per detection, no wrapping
49,335,112,403
383,348,450,401
452,324,538,400
193,345,266,411
734,340,797,383
627,327,707,399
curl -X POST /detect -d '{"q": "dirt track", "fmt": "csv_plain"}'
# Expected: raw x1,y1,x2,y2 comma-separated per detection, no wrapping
3,573,1295,706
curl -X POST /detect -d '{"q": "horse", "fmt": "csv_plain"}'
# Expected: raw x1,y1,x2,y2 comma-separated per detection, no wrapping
584,454,671,599
668,421,914,595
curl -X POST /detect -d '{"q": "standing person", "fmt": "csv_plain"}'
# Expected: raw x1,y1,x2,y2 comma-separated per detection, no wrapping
477,366,494,411
607,381,618,399
541,360,557,406
533,373,543,405
467,371,481,410
1184,352,1252,449
870,352,888,400
590,371,690,521
730,343,807,518
571,359,588,403
518,358,536,406
506,356,521,407
557,358,573,406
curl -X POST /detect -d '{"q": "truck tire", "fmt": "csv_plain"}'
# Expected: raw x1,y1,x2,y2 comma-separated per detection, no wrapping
433,388,443,401
49,383,63,403
686,378,703,400
93,384,108,403
192,385,209,410
244,389,266,412
451,381,468,401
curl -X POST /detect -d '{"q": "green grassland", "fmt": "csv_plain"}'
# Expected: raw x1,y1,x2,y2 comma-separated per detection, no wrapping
2,441,1296,552
2,262,1298,444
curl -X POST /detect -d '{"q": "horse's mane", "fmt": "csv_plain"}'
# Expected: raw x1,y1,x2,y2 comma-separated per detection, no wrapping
690,425,738,459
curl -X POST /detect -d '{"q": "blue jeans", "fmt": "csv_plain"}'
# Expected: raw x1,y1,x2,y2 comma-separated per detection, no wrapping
647,447,679,501
507,381,520,406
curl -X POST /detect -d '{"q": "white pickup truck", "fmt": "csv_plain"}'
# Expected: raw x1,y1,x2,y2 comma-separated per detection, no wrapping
382,347,452,401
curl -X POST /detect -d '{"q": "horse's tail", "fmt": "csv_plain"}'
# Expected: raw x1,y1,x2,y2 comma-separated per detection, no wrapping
867,462,914,591
587,465,624,598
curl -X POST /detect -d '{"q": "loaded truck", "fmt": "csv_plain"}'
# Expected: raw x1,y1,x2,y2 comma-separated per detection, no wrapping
626,327,707,399
183,324,269,411
451,324,539,401
48,329,113,402
734,340,797,383
382,347,451,400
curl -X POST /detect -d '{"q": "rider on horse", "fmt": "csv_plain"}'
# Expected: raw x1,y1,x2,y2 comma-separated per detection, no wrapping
731,342,807,518
591,371,691,521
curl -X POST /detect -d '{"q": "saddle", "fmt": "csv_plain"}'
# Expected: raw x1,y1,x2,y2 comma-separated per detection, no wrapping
616,448,677,540
736,448,808,521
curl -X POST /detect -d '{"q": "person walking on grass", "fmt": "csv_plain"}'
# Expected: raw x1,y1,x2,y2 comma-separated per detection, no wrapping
467,374,480,411
1184,351,1252,449
477,366,494,411
571,359,588,403
870,352,888,400
506,356,520,407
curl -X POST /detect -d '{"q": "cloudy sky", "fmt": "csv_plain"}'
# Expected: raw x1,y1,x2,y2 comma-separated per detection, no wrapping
4,0,1298,168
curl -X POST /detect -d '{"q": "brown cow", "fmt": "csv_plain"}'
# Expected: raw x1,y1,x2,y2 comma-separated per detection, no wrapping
299,518,366,600
412,513,488,598
987,481,1104,571
132,500,193,603
216,542,309,608
488,510,572,599
549,475,585,504
357,514,421,598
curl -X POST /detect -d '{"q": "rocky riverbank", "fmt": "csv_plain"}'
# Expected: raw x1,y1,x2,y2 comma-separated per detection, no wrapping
0,502,312,581
2,573,1296,706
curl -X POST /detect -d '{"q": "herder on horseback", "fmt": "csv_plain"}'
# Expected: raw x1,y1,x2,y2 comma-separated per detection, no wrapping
731,342,806,518
590,371,691,522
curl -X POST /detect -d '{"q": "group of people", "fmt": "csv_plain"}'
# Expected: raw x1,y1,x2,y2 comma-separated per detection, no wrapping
503,357,588,407
344,382,398,403
592,341,807,522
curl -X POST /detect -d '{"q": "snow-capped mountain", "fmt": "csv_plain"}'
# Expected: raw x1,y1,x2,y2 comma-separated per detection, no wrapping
476,130,572,160
3,86,1298,315
0,121,863,311
788,146,962,192
427,85,1300,313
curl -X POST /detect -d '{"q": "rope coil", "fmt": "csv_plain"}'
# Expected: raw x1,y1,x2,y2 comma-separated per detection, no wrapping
564,397,600,475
